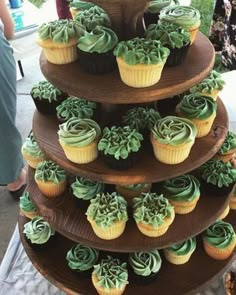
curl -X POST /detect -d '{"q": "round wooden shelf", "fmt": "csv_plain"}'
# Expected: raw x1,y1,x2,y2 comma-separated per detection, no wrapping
18,212,236,295
33,98,228,185
27,167,231,252
40,32,215,104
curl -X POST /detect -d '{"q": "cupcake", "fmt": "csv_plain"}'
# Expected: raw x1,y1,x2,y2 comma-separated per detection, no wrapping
58,117,101,164
162,174,200,214
128,249,162,284
176,93,217,138
69,0,95,19
113,38,170,88
159,5,201,44
34,160,67,198
163,237,196,265
190,70,225,101
37,19,84,64
56,96,97,123
133,192,175,237
92,256,128,295
86,192,128,240
19,191,39,219
23,216,55,249
218,205,230,220
202,220,236,260
215,131,236,162
71,176,104,201
77,26,118,74
21,131,46,168
145,22,191,66
30,80,65,115
200,159,236,196
66,243,99,275
229,187,236,210
151,116,197,164
98,126,143,170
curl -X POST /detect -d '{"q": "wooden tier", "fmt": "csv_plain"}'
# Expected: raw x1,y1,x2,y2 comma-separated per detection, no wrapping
40,32,215,104
18,212,236,295
27,167,231,252
33,98,228,185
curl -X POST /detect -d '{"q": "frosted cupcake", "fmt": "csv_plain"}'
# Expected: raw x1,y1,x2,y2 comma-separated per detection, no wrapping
133,192,175,237
37,19,84,64
159,5,201,44
176,93,217,138
215,131,236,162
66,243,99,275
19,191,39,219
86,192,128,240
21,131,46,168
92,256,128,295
203,220,236,260
34,160,67,198
56,96,97,123
129,249,162,284
229,187,236,210
58,117,101,164
190,70,225,101
69,0,95,19
164,237,196,265
113,38,170,88
151,116,197,164
163,174,200,214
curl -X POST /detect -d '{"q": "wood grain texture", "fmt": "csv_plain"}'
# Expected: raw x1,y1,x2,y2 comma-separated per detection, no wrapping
26,167,231,252
40,32,215,104
18,212,236,295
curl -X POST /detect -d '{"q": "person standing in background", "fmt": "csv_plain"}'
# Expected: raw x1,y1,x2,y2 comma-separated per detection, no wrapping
56,0,72,19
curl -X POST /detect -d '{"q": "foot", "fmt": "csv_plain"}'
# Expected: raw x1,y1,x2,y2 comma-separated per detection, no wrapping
7,167,27,192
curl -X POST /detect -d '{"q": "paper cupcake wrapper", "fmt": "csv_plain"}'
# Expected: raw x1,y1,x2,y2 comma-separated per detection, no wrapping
203,238,236,260
151,134,194,164
20,209,39,220
189,24,200,45
190,112,216,138
87,217,126,240
163,249,194,265
22,149,46,169
199,89,220,101
35,178,67,198
229,198,236,210
218,205,230,220
116,57,165,88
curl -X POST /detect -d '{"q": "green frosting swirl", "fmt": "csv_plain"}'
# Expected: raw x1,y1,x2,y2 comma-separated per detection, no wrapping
38,19,85,43
35,160,67,184
159,5,201,29
146,0,179,14
66,243,99,271
203,220,235,249
151,116,197,146
98,126,143,160
71,177,104,200
113,37,170,65
163,174,200,202
145,22,190,49
23,216,55,244
69,0,95,10
75,6,111,32
56,96,96,121
133,192,174,228
22,131,45,158
93,256,128,290
219,131,236,155
124,183,150,191
31,81,62,103
200,159,236,187
78,26,118,54
129,250,162,276
179,94,217,120
86,192,128,229
20,191,37,213
122,107,161,131
166,237,196,255
58,118,101,147
190,70,225,94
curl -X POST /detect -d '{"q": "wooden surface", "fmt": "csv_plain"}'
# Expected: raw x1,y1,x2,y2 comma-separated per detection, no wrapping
33,98,228,185
27,166,231,252
40,32,215,104
18,212,236,295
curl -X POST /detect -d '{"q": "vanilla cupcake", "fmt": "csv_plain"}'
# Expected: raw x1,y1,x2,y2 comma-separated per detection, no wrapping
151,116,197,164
215,131,236,162
71,177,104,201
164,237,196,265
34,160,67,198
58,117,101,164
86,192,128,240
37,19,84,64
133,192,175,237
69,0,95,19
20,191,39,219
203,220,236,260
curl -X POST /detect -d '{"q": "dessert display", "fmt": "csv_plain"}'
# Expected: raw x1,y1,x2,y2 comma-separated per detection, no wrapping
19,191,39,219
215,131,236,162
